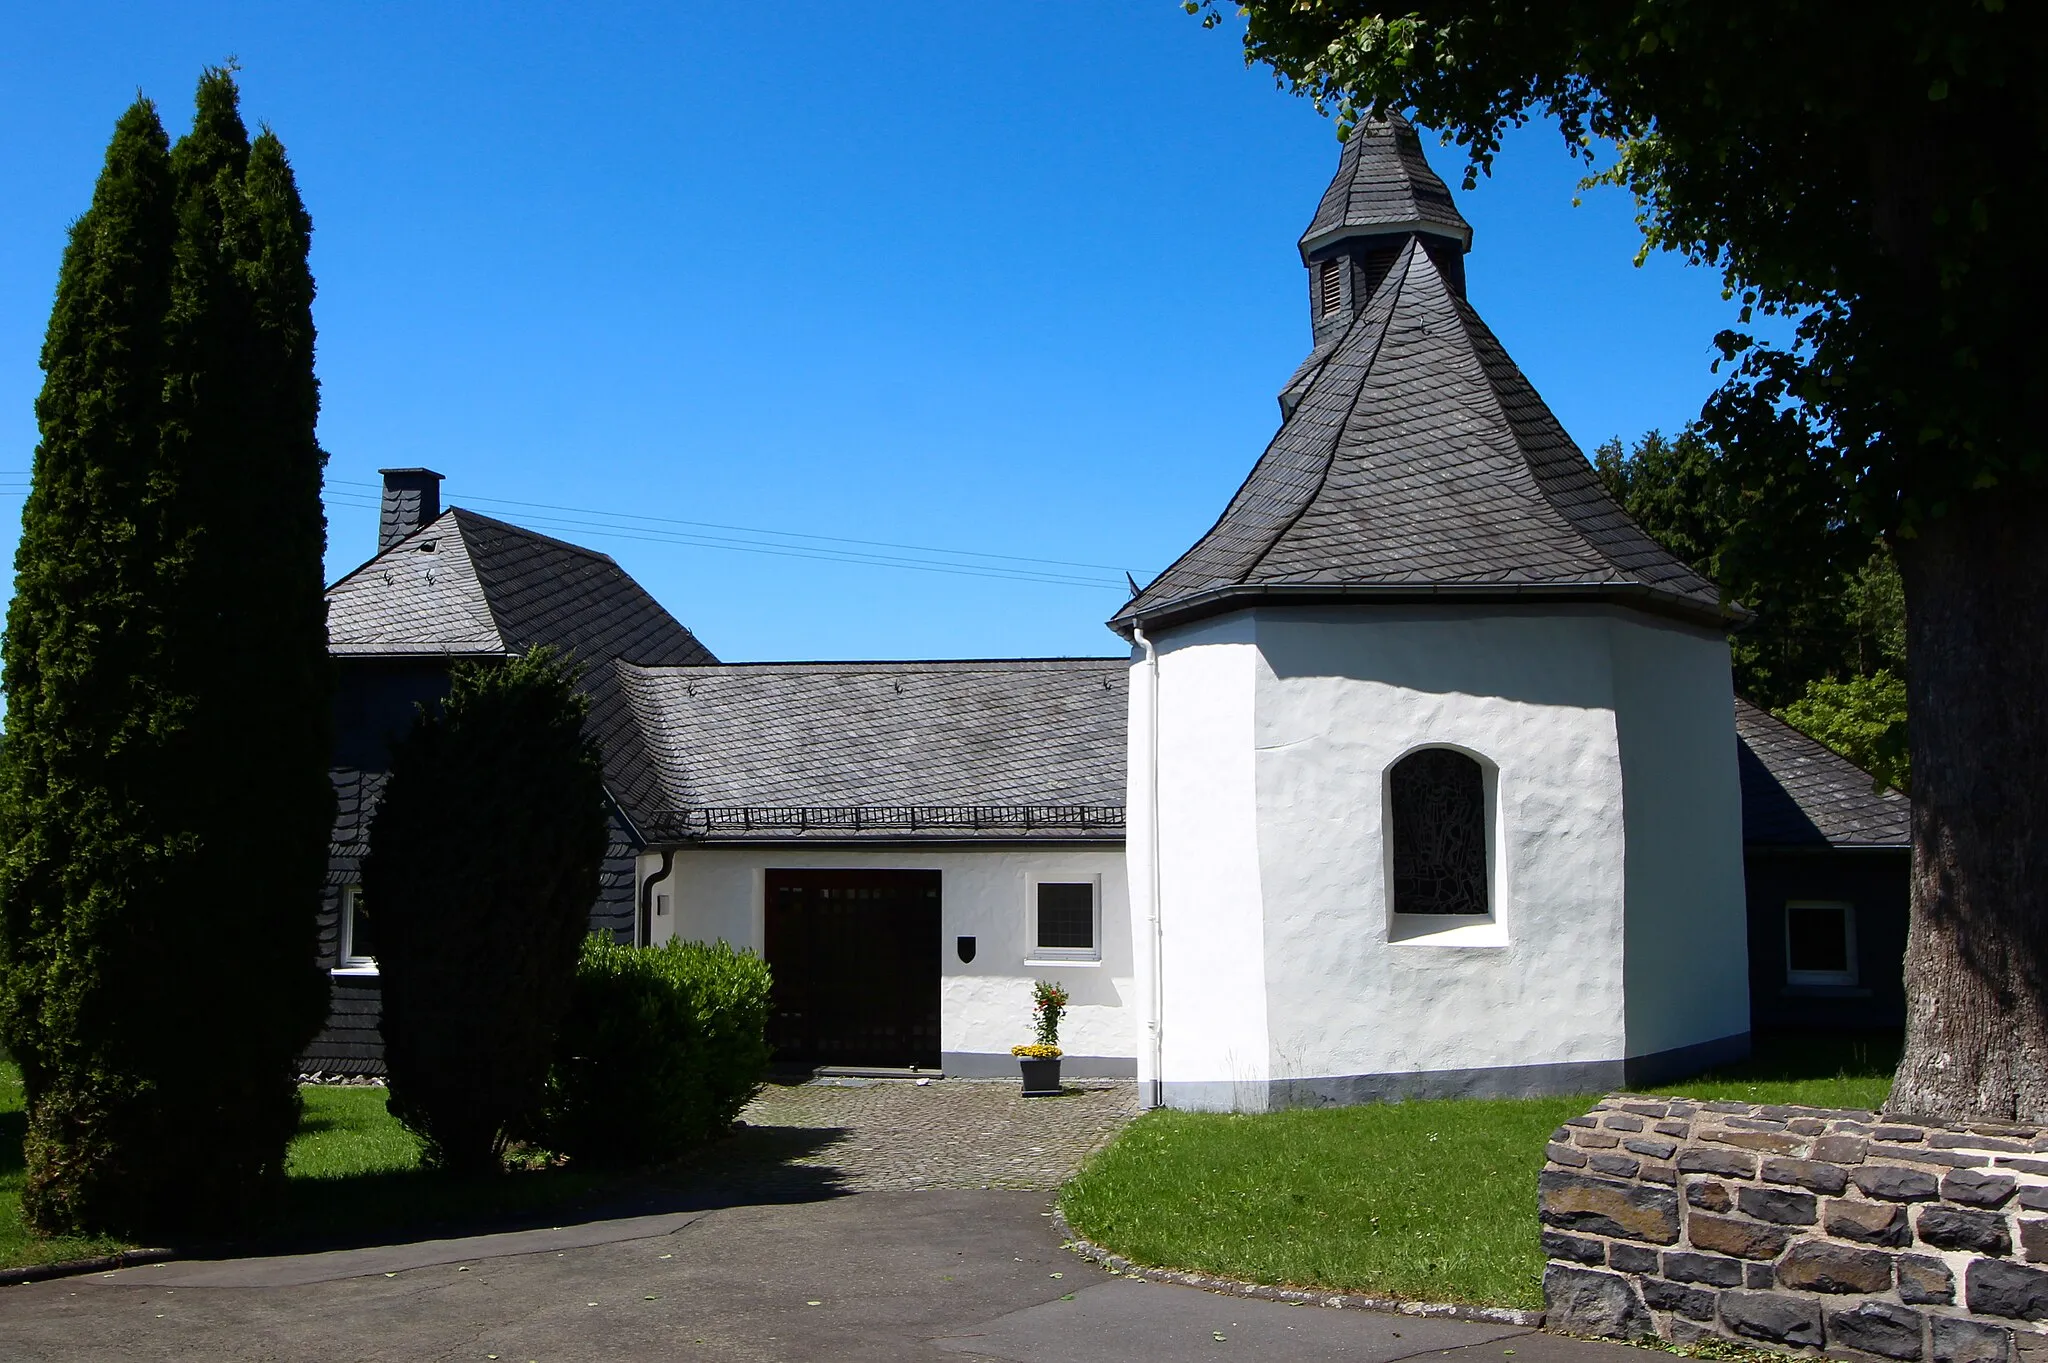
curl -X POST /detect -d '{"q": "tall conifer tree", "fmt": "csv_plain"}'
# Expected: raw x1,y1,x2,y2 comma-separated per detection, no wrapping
0,69,331,1235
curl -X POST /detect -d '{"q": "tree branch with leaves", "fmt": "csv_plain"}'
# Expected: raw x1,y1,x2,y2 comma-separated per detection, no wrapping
1196,0,2048,1120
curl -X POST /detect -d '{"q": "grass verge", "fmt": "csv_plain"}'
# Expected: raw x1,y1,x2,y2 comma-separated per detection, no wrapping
3,1062,613,1269
0,1062,129,1269
1060,1030,1900,1311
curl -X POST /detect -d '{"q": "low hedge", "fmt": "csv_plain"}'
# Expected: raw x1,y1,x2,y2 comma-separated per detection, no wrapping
542,935,773,1165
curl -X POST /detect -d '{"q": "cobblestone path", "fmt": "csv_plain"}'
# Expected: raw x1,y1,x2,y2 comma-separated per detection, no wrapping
729,1076,1140,1191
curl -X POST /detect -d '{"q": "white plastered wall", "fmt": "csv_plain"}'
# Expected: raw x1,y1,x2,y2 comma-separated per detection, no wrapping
638,845,1135,1073
1138,614,1273,1111
1249,606,1630,1096
1133,602,1750,1111
1609,615,1749,1064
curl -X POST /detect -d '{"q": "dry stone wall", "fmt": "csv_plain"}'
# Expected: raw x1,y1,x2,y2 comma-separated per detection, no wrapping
1541,1095,2048,1362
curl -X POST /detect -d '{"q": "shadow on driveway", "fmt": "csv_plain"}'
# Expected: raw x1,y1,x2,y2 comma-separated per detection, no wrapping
174,1120,859,1268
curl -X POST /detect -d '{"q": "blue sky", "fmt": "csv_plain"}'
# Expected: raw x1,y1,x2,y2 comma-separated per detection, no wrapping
3,4,1752,661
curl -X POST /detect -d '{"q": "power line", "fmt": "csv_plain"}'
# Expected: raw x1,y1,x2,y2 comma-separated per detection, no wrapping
0,473,1151,592
321,490,1138,591
326,478,1142,578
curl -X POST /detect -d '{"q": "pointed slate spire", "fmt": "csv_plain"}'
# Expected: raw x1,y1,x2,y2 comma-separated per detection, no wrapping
1297,112,1477,353
1113,230,1736,635
1299,111,1472,261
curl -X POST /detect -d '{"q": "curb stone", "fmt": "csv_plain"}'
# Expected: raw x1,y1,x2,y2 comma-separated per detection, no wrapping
1048,1207,1546,1328
0,1248,176,1288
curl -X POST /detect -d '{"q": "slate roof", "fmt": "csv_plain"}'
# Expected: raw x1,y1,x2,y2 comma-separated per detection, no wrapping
326,508,718,837
615,658,1128,843
1113,235,1734,635
1298,113,1472,261
1736,698,1909,849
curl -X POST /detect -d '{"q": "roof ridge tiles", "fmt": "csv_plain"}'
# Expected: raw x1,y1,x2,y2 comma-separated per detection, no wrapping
448,505,624,569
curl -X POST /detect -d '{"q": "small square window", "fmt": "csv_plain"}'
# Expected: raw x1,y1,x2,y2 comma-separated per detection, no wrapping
1786,901,1856,986
338,886,377,973
1030,880,1099,961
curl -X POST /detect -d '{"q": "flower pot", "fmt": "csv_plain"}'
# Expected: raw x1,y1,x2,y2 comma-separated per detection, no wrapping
1018,1056,1062,1096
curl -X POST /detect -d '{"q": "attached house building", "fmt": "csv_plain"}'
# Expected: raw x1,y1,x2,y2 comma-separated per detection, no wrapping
307,119,1909,1105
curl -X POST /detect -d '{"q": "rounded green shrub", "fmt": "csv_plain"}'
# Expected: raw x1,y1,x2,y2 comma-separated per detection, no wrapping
544,935,772,1165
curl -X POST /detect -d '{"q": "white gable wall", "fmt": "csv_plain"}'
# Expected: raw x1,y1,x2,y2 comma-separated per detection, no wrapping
1609,615,1750,1068
643,845,1136,1075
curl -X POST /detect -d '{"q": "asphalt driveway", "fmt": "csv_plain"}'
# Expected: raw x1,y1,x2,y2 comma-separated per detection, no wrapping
0,1189,1646,1363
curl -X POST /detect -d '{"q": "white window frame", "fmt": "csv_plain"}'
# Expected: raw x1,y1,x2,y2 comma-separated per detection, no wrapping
334,885,378,976
1026,875,1102,965
1384,744,1508,948
1785,900,1858,987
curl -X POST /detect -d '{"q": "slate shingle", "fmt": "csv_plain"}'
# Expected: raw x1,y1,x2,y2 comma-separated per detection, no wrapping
616,658,1127,842
1114,237,1732,635
1298,112,1472,259
326,507,717,839
1736,698,1909,848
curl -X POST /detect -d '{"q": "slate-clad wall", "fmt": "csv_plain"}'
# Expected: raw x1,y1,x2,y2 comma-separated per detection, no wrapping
1745,849,1910,1033
1542,1095,2048,1361
300,769,642,1075
591,821,640,945
303,768,383,1075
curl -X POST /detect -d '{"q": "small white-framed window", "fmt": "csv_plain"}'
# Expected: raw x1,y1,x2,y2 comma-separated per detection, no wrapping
1027,877,1101,963
1786,901,1857,986
1385,744,1507,947
336,885,377,975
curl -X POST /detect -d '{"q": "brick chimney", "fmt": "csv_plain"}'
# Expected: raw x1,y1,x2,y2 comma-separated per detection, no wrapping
378,468,443,552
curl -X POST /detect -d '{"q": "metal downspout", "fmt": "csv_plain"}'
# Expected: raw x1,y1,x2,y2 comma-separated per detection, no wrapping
1132,622,1164,1109
637,847,677,947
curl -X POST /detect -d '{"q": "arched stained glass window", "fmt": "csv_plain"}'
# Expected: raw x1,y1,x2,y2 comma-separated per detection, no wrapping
1389,748,1489,916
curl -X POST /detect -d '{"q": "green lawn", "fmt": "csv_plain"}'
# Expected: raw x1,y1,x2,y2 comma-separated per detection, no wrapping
3,1061,613,1269
1061,1031,1900,1312
1644,1030,1898,1111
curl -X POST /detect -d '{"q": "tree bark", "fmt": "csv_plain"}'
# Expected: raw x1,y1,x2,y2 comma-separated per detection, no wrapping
1888,489,2048,1123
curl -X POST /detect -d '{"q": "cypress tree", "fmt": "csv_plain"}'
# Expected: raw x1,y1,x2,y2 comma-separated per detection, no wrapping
0,69,331,1236
0,97,181,1233
366,649,606,1172
153,68,333,1228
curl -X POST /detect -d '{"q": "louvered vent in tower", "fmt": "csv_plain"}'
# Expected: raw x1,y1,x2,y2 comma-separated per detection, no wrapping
1316,258,1343,317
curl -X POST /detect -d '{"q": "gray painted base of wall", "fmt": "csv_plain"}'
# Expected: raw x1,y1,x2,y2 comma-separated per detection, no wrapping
1163,1032,1751,1112
941,1051,1138,1080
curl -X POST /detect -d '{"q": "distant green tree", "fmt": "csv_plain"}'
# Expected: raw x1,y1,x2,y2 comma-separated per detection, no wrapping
1591,429,1731,573
366,649,607,1172
1781,672,1910,795
0,69,331,1236
1596,428,1907,789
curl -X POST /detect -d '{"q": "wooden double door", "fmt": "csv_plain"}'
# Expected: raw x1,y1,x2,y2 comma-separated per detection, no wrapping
764,868,941,1069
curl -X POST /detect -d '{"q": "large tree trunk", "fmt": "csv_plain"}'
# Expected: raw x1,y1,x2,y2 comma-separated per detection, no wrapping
1888,489,2048,1123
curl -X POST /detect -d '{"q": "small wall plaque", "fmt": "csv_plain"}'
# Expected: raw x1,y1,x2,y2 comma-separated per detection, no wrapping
956,935,976,963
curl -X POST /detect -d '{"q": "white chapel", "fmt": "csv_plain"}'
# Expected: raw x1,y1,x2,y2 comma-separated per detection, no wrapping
1109,114,1751,1110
